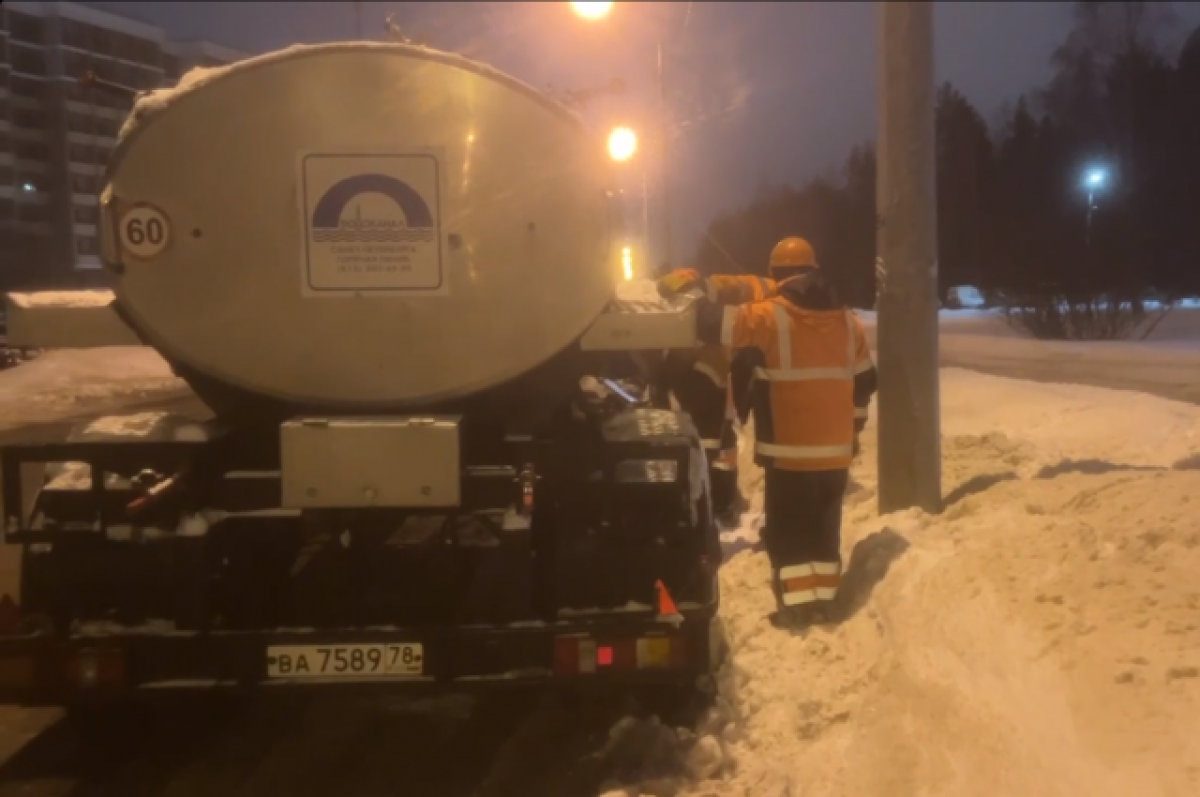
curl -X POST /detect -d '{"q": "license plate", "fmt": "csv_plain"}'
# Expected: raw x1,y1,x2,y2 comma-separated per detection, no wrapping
265,643,424,679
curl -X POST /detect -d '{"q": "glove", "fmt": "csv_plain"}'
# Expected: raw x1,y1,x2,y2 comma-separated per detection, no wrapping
657,269,702,299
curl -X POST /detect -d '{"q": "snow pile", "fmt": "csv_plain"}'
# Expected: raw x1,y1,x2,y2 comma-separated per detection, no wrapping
615,368,1200,797
74,411,212,442
8,290,115,309
0,348,187,427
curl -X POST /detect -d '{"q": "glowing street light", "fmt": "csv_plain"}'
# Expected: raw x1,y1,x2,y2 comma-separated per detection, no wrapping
571,0,676,267
569,1,614,20
607,126,638,162
1083,166,1110,245
621,245,634,281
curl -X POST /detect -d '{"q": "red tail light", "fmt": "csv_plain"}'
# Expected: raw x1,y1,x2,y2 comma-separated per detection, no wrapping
554,634,686,676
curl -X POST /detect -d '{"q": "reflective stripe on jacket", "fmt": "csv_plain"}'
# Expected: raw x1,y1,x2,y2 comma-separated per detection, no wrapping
713,297,875,471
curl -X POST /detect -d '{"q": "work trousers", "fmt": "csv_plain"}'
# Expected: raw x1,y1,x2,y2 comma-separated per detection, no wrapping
671,367,739,515
762,468,849,604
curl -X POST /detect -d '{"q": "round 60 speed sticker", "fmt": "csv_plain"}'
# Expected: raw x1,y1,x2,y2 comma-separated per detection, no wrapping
119,204,172,261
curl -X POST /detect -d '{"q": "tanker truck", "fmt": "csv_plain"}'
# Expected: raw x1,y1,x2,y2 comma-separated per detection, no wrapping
0,43,722,707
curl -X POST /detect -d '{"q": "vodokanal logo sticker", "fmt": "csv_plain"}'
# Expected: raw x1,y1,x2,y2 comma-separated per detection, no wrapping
300,153,444,295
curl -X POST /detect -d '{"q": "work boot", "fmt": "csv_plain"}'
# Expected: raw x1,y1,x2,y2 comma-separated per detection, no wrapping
774,601,834,632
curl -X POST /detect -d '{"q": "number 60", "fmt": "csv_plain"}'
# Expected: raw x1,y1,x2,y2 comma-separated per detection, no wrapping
125,217,165,246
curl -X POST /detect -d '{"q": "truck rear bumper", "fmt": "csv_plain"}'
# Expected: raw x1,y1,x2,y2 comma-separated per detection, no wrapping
0,609,719,705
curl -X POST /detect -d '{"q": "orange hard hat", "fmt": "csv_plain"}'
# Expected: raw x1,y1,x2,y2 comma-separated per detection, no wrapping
769,237,818,270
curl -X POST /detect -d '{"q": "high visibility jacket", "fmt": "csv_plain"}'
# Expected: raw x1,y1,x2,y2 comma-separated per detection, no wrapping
657,269,774,475
697,278,877,472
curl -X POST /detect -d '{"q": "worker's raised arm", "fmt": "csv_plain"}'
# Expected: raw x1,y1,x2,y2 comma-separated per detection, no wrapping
705,274,777,305
656,268,706,300
850,312,877,434
657,269,777,306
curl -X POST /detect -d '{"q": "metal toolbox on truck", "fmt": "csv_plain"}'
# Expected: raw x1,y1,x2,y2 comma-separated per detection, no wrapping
580,305,699,351
280,417,462,509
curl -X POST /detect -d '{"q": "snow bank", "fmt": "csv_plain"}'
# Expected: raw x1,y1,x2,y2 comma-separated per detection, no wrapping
8,290,115,309
0,348,187,427
617,368,1200,797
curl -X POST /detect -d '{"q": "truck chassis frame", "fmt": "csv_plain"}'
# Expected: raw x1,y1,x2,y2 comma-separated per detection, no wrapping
0,409,722,706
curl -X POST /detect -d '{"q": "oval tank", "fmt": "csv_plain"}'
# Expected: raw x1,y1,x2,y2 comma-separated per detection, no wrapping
102,43,622,422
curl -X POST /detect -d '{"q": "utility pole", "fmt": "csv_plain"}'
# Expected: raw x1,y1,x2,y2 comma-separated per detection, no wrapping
641,169,651,267
876,1,942,514
658,40,674,269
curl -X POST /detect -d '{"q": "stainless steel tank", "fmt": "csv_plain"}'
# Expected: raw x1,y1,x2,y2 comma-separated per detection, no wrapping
101,43,623,418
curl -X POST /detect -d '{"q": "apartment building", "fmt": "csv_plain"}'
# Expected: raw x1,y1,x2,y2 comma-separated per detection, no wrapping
0,2,247,290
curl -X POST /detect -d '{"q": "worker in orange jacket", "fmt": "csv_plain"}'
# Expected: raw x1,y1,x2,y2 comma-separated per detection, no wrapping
654,267,778,524
695,237,877,627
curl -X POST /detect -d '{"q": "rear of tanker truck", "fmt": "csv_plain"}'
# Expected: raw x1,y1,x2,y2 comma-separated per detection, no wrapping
0,42,723,709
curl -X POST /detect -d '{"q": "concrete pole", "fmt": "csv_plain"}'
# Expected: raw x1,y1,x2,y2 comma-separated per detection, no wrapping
658,40,674,269
642,168,652,270
876,1,942,514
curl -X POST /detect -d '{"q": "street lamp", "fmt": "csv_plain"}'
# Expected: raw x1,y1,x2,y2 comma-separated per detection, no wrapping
569,1,613,20
1083,166,1108,245
568,1,674,270
607,126,638,162
608,127,649,279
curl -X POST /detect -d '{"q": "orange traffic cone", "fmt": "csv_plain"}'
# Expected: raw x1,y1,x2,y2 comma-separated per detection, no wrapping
655,580,684,626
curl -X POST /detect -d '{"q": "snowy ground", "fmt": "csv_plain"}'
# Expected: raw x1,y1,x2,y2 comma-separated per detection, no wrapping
618,368,1200,797
1,304,1199,794
858,305,1200,405
0,348,187,429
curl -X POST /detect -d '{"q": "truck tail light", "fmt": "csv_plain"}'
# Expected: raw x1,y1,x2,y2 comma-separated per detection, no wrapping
554,634,686,676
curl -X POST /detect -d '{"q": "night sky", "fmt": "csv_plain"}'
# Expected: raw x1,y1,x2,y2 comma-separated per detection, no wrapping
84,1,1200,261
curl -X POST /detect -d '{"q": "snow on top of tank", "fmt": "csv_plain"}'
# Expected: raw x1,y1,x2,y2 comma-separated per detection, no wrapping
8,290,115,309
121,41,582,142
